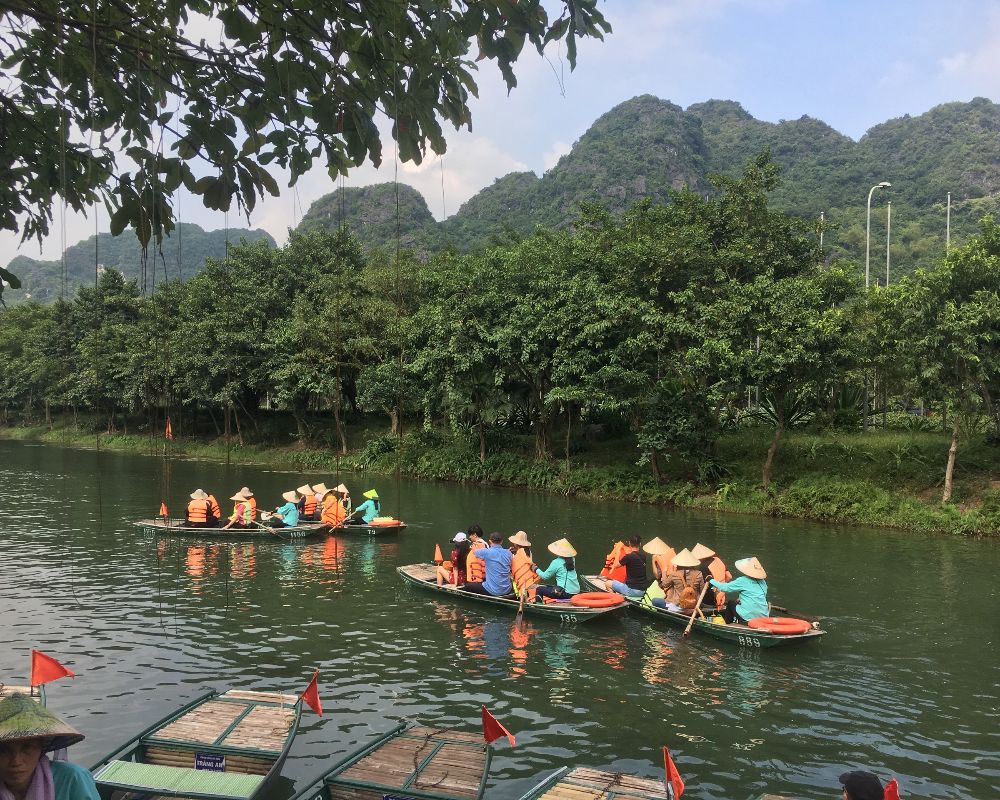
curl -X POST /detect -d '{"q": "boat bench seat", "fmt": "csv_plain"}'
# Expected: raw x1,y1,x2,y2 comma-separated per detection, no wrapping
93,760,265,799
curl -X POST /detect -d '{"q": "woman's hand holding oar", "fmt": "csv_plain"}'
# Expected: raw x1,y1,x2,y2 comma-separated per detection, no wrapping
684,582,711,637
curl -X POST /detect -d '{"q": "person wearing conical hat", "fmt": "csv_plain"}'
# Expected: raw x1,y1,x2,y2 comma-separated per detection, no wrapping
239,487,257,520
643,537,676,585
0,692,99,800
334,484,352,514
651,548,705,613
205,492,222,527
185,489,213,528
507,529,533,558
709,556,769,624
691,543,732,610
222,492,253,530
269,490,301,529
534,538,581,600
351,489,380,524
296,484,318,520
319,486,347,528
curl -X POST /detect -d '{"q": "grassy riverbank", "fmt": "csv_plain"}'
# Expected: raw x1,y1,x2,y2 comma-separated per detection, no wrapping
2,419,998,536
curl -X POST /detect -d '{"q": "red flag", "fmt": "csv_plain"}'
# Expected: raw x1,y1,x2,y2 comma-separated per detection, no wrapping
159,503,168,517
301,670,322,716
481,705,515,747
433,543,444,565
884,778,900,800
165,417,173,440
30,650,75,686
663,747,684,799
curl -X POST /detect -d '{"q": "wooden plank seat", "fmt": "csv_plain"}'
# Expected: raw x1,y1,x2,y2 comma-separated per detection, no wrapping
537,768,671,800
93,760,264,799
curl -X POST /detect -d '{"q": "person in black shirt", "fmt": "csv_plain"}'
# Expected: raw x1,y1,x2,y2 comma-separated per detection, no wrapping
609,536,650,597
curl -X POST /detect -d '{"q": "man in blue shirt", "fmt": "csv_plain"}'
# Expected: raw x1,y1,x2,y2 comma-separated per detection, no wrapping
463,531,513,596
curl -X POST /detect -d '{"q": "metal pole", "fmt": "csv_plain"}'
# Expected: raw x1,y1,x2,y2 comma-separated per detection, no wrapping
819,211,825,267
886,201,891,287
946,192,951,253
865,182,891,289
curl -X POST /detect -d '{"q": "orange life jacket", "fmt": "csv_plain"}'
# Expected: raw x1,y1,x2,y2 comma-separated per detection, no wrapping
248,497,257,520
466,550,485,583
600,541,627,583
187,499,210,523
303,494,317,515
321,497,346,526
708,557,732,610
511,549,539,601
207,495,221,519
652,550,676,584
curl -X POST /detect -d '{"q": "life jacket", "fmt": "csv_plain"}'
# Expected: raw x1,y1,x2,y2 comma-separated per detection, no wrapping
321,497,346,526
231,502,252,525
187,499,210,523
207,495,221,520
511,549,539,601
652,550,676,585
303,494,317,516
469,539,487,552
466,549,485,583
600,541,627,583
248,497,257,520
708,557,732,610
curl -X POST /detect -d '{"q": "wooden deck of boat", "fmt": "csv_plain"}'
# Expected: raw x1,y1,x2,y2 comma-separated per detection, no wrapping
535,768,671,799
0,684,40,701
327,726,487,800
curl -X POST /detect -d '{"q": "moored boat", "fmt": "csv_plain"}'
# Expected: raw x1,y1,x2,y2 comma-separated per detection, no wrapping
134,518,326,540
398,563,627,624
519,766,671,799
330,518,407,535
582,575,825,648
293,722,491,800
91,688,301,800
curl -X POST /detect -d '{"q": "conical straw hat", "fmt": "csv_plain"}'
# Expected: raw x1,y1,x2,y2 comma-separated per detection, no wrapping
363,489,379,499
335,484,349,494
671,548,700,569
642,536,672,556
311,483,329,495
547,538,577,558
239,487,254,497
735,556,767,579
296,484,313,497
0,693,84,751
229,492,247,502
189,489,208,500
691,543,716,560
282,490,299,503
508,530,531,548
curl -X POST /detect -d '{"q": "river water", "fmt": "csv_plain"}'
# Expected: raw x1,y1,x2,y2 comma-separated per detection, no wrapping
0,439,997,800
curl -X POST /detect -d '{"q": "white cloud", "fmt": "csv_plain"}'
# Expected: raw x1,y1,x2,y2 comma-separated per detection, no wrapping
543,141,572,171
937,5,1000,93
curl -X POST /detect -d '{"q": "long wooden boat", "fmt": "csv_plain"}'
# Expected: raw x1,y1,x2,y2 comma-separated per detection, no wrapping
328,519,408,536
520,767,671,800
91,689,301,800
582,575,825,648
134,518,326,540
398,563,627,624
293,722,491,800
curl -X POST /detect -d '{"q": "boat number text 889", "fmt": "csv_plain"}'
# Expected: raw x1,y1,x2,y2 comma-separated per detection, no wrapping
737,635,761,647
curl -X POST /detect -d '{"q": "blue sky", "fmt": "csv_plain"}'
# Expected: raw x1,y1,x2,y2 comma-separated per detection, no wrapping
4,0,1000,261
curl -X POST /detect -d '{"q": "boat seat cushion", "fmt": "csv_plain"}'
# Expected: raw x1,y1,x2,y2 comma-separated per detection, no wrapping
93,760,265,799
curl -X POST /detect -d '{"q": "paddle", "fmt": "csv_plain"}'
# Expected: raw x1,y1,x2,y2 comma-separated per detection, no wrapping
769,604,821,623
251,516,287,540
514,586,528,631
683,582,711,637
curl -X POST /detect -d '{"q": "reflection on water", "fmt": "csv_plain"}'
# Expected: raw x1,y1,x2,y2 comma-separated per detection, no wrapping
1,440,998,800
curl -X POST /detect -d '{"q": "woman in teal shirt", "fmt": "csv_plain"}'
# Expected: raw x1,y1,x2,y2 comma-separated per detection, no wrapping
270,490,301,528
534,538,581,600
709,556,768,623
352,489,381,524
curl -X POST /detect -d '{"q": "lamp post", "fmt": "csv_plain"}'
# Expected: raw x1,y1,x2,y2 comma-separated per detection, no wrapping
886,201,891,287
946,191,951,252
865,181,891,289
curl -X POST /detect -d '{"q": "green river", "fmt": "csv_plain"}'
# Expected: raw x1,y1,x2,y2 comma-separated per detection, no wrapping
0,439,997,799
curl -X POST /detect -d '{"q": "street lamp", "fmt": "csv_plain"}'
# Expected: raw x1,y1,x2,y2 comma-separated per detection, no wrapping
865,181,891,288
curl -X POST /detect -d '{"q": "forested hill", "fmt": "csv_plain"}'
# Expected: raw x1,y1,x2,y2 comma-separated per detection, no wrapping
302,95,1000,267
4,223,274,304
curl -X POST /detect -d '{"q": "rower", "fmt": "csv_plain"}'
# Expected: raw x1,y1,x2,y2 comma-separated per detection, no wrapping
691,542,731,609
709,557,769,624
185,489,214,528
351,489,380,524
222,492,253,530
335,483,351,514
534,538,580,600
270,490,301,529
239,486,257,520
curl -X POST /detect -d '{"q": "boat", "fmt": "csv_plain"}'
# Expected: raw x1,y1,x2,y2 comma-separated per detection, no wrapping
91,689,301,800
581,575,826,648
519,766,671,799
133,518,326,540
329,518,408,536
398,563,627,624
293,722,491,800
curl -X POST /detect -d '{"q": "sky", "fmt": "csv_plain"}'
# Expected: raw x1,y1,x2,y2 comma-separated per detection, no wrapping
4,0,1000,262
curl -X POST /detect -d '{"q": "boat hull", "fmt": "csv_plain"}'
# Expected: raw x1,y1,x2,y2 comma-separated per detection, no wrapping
399,563,626,624
134,518,326,540
329,521,407,535
519,767,670,799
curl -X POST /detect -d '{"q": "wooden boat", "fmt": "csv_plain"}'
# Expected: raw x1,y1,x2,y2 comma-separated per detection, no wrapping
519,767,671,800
329,518,408,536
398,563,627,624
293,722,491,800
91,689,300,800
133,518,326,540
582,575,826,648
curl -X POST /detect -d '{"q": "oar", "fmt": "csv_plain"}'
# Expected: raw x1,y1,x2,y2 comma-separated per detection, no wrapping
514,586,528,631
251,518,287,541
683,582,711,637
769,604,821,623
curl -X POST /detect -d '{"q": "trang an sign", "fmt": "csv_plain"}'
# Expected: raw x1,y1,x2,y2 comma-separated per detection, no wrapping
195,752,226,771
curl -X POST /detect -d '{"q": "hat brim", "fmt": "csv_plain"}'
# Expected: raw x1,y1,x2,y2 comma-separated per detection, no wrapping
642,536,672,556
735,558,767,579
547,539,577,558
690,543,716,560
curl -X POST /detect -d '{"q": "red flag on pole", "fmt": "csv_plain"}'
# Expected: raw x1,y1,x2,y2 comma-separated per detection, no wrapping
30,650,75,686
165,417,173,440
663,747,684,799
883,778,900,800
481,705,515,747
159,503,168,517
300,670,322,716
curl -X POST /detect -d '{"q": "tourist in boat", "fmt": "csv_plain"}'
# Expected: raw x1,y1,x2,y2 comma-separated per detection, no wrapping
467,524,486,550
336,484,352,514
206,492,222,527
296,484,318,520
185,489,215,528
533,538,581,600
462,531,513,596
222,491,253,530
311,483,329,515
320,487,347,527
609,536,651,598
643,536,675,584
509,531,539,600
436,532,471,586
691,542,731,608
239,486,257,520
652,548,705,612
838,770,885,800
352,489,381,524
709,556,769,624
0,692,100,800
269,490,301,528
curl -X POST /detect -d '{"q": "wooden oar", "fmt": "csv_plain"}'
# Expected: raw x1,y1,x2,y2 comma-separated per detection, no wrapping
514,586,528,631
251,519,287,540
769,604,821,623
683,582,711,637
